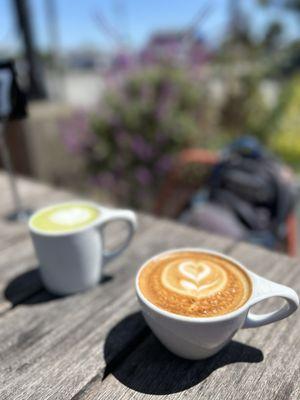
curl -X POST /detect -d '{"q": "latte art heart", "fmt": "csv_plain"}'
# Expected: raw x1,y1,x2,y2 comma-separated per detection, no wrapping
31,202,101,233
49,207,92,226
179,261,211,283
139,251,252,318
161,259,227,298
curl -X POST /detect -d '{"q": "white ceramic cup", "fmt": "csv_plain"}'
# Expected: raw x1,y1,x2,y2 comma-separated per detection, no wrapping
29,201,137,295
136,248,299,360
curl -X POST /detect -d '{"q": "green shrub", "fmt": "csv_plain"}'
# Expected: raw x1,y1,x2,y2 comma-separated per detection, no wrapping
268,75,300,167
64,66,212,209
218,74,270,141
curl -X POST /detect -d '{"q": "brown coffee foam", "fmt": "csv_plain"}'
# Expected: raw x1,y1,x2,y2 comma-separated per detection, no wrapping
139,252,252,318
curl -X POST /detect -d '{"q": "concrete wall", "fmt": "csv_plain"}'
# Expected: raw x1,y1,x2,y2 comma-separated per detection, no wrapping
25,101,87,191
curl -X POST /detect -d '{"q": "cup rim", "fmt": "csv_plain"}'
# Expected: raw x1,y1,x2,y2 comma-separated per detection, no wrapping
28,200,105,236
136,247,256,323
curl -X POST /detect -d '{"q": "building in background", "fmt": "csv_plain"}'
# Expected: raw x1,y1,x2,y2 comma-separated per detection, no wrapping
140,30,210,67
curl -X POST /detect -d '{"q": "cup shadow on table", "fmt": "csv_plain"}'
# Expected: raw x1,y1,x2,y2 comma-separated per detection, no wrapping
103,312,264,396
4,267,113,305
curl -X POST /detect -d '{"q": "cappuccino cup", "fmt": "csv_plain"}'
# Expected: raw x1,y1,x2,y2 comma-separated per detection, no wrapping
136,248,299,360
29,201,137,295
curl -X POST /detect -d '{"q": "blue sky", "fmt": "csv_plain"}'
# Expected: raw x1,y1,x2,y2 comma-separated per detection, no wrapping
0,0,300,52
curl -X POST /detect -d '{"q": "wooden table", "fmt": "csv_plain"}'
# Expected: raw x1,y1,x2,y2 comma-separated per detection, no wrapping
0,174,299,400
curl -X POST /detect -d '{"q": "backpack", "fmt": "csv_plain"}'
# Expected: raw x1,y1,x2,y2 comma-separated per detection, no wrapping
208,137,296,240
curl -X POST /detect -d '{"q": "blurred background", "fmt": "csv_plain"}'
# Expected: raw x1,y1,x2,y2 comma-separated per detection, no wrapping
1,0,300,252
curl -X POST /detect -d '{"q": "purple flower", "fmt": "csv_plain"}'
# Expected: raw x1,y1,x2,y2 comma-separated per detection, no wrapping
131,136,154,160
62,130,82,153
134,167,152,185
139,49,156,65
155,155,173,174
61,110,95,154
93,172,116,190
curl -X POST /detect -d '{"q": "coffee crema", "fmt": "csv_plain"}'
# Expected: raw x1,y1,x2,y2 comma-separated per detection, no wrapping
30,203,100,233
139,251,252,317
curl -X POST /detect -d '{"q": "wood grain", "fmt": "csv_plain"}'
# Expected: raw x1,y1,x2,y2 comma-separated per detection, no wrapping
79,242,300,400
0,173,299,400
0,219,233,400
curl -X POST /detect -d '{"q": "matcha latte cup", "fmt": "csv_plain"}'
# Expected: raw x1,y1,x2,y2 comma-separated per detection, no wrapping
29,201,137,295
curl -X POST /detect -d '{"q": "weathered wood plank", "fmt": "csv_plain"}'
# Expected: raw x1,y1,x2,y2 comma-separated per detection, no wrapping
0,222,233,400
0,241,36,314
78,242,300,400
1,173,299,400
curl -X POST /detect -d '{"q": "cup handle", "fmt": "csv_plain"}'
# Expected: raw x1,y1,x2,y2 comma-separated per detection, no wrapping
242,273,299,329
97,208,137,263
